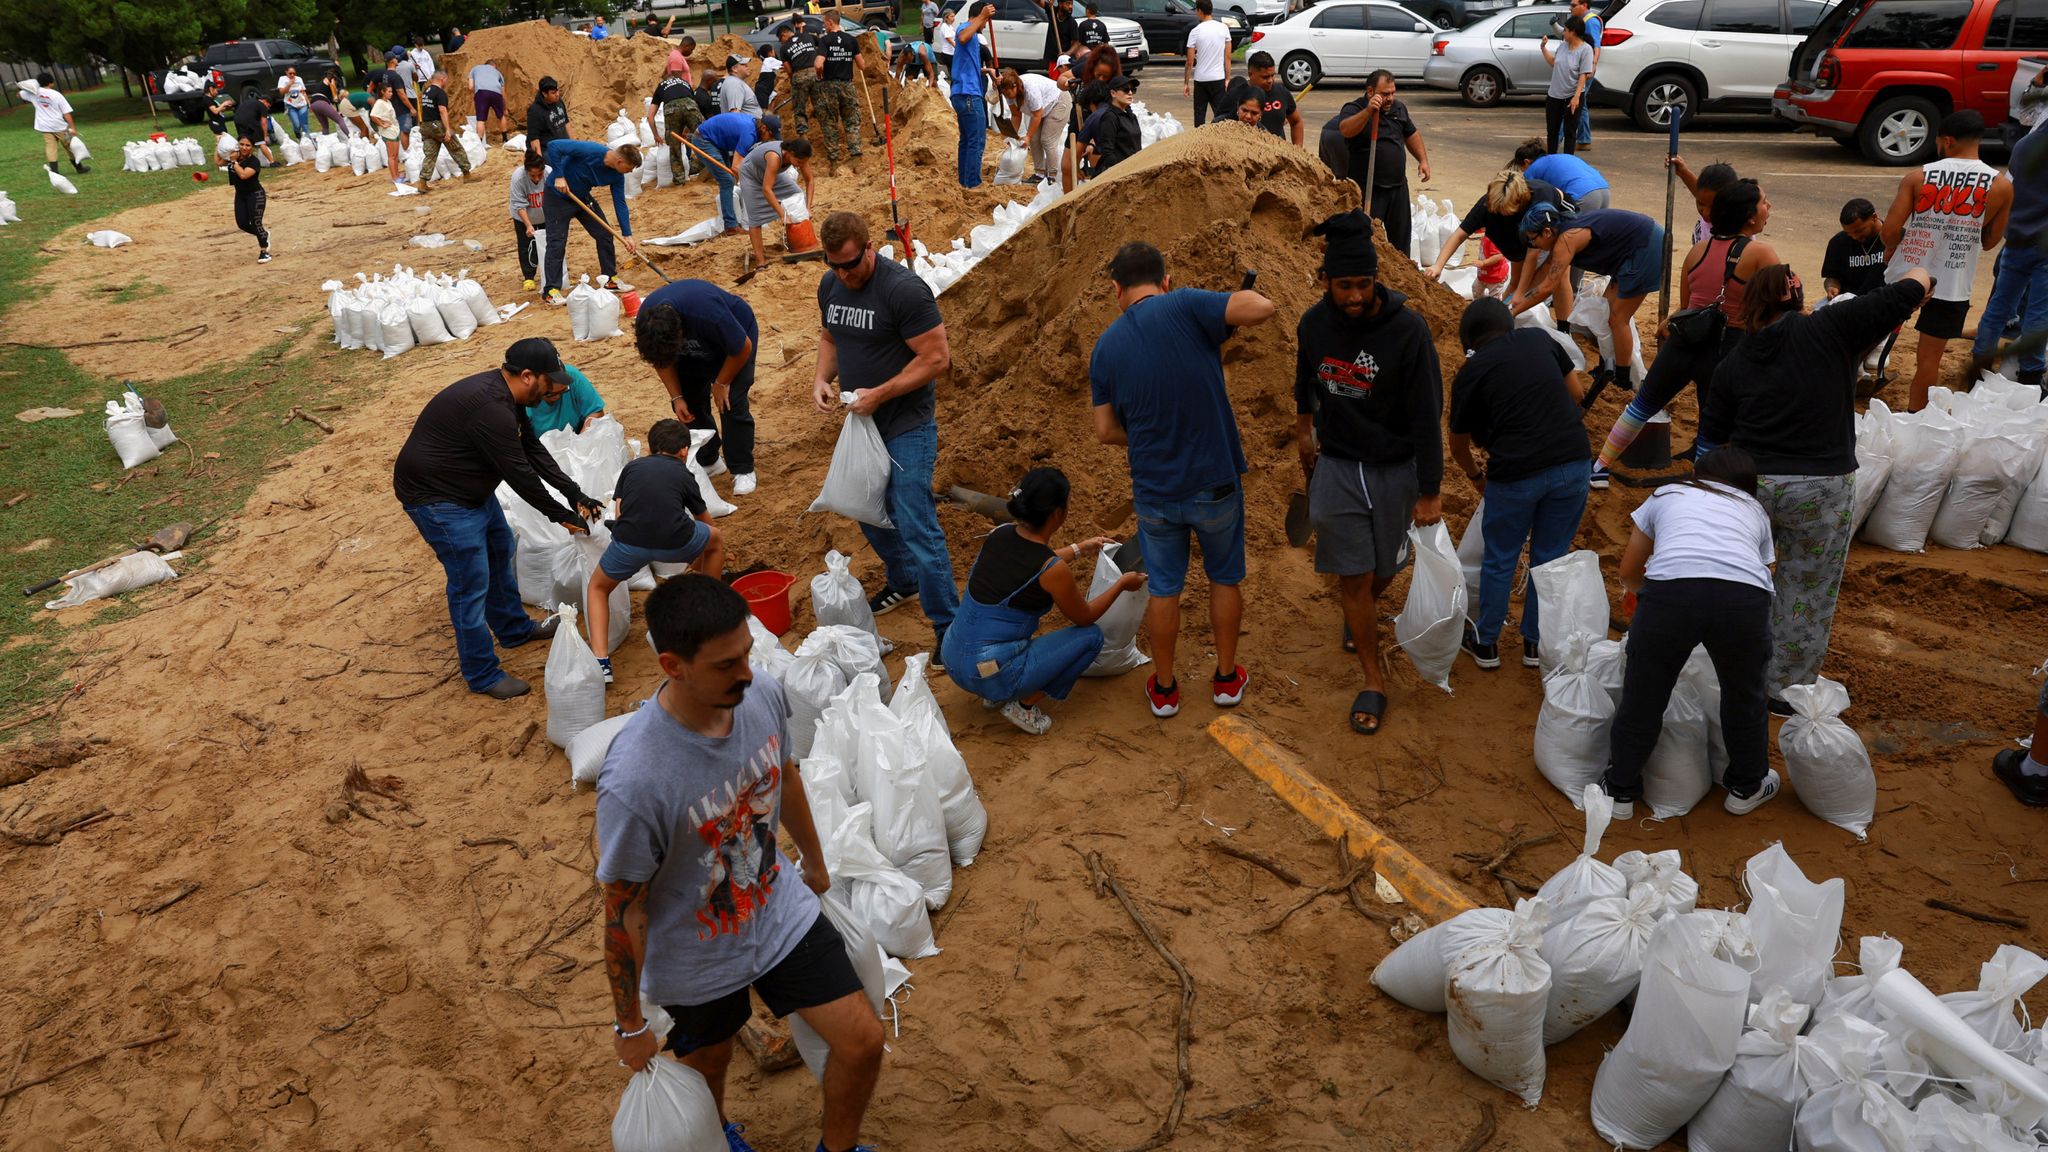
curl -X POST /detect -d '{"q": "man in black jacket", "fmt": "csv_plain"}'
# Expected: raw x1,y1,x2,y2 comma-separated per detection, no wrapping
1293,210,1443,735
393,338,604,699
526,77,571,162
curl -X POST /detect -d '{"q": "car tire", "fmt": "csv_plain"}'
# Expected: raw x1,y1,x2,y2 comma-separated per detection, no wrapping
1428,8,1457,25
1629,72,1696,133
1858,94,1940,167
1280,51,1320,90
1460,65,1504,107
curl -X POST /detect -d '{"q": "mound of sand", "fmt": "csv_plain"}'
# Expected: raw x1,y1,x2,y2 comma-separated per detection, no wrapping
445,21,683,141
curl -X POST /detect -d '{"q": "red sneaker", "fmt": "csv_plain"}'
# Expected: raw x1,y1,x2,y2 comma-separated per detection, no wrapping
1145,675,1180,718
1211,665,1249,707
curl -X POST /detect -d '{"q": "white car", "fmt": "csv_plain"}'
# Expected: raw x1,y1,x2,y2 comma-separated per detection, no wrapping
1252,0,1441,88
1231,0,1293,24
1588,0,1835,131
941,0,1153,67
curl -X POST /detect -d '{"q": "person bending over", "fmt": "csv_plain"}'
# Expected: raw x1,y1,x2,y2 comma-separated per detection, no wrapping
586,420,724,684
1515,203,1664,396
523,361,607,435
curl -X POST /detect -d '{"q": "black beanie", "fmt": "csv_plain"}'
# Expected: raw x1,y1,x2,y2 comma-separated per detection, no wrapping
1315,209,1378,279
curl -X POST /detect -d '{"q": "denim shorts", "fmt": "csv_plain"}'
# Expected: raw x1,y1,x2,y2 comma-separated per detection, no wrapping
1135,481,1247,597
599,519,710,580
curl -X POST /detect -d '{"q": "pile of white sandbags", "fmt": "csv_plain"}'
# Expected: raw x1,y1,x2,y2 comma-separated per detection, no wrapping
161,67,206,95
120,137,207,171
1862,376,2048,553
1128,100,1185,148
566,274,624,341
1410,193,1462,271
321,265,501,359
498,415,661,610
905,181,1064,298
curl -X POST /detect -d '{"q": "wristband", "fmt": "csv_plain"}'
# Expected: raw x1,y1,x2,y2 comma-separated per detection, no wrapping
614,1020,650,1039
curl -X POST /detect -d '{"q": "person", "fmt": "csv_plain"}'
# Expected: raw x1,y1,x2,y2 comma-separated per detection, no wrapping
227,136,272,264
370,82,405,186
1033,0,1081,67
1090,76,1145,173
1593,179,1780,484
936,6,960,80
26,76,89,177
1514,138,1609,212
997,68,1071,186
1568,0,1602,148
524,360,606,435
1702,264,1933,711
755,44,784,108
636,279,762,493
721,56,764,119
470,57,509,143
1993,682,2048,806
1183,0,1232,127
893,38,937,88
1231,89,1263,128
952,1,995,187
943,469,1148,734
1291,212,1441,733
1882,111,2010,411
1422,166,1571,295
589,14,609,39
541,137,642,303
408,37,436,92
388,49,420,137
816,12,865,164
1515,204,1664,392
923,0,942,41
1823,198,1887,300
418,70,477,187
446,26,467,52
1077,1,1111,50
235,88,279,159
205,82,236,154
695,111,767,235
310,70,352,137
586,422,726,681
1074,43,1123,90
1670,155,1738,246
1973,116,2048,388
1092,241,1276,718
1449,296,1589,671
392,338,602,699
598,575,884,1152
1600,448,1782,819
741,136,817,269
526,76,571,162
653,51,705,150
1475,235,1510,298
811,212,958,660
1338,71,1431,255
622,14,638,38
278,67,310,139
1226,52,1302,145
1539,15,1594,156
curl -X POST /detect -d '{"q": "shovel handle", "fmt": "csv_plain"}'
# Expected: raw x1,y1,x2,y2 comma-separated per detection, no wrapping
22,577,61,596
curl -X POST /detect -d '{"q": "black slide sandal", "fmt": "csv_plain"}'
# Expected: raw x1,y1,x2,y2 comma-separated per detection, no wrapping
1350,691,1386,735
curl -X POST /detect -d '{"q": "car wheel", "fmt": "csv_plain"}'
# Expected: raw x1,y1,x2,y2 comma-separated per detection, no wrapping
1429,8,1457,25
1280,51,1320,90
1630,72,1696,133
1460,65,1504,107
1858,94,1940,167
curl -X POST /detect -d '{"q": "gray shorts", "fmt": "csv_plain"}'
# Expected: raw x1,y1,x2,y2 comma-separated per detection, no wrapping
1310,455,1418,579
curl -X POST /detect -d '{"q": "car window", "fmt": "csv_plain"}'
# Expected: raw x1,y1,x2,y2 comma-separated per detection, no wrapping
1311,3,1368,26
1985,0,2048,47
1839,0,1970,47
272,40,307,57
1787,0,1826,31
1503,12,1557,34
1703,0,1784,32
1134,0,1174,12
1369,3,1422,28
1646,0,1703,27
208,42,262,63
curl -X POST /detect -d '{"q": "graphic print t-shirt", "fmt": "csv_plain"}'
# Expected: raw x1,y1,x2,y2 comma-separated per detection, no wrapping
1886,156,1999,303
818,258,944,441
596,676,819,1006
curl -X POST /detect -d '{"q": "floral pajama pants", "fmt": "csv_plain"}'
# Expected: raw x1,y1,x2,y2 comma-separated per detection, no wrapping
1757,473,1856,697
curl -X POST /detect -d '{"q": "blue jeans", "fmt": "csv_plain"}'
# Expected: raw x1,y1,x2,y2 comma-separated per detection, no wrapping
952,93,986,188
941,596,1104,703
1577,100,1592,146
1973,243,2048,376
1474,458,1591,646
287,105,309,138
1135,483,1247,597
397,107,417,138
858,421,959,636
693,133,739,229
404,500,541,691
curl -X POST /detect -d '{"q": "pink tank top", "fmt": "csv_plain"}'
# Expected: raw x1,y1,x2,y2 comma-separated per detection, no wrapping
1684,235,1750,324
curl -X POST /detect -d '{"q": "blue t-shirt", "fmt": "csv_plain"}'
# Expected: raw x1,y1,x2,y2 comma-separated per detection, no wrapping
698,111,761,156
542,138,632,236
1089,289,1245,504
643,279,759,382
524,365,607,435
1583,14,1603,45
1524,153,1608,202
952,29,986,98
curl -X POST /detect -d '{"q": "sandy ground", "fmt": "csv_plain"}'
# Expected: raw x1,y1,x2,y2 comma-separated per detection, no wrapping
2,55,2046,1152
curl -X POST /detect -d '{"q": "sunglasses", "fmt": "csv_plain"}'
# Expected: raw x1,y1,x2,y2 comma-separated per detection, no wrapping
826,245,868,271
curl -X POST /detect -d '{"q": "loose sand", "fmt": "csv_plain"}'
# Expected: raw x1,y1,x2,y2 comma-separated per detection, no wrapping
1,104,2044,1152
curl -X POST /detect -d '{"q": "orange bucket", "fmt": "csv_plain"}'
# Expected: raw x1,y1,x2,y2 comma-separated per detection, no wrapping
786,218,819,253
731,570,797,635
619,289,642,317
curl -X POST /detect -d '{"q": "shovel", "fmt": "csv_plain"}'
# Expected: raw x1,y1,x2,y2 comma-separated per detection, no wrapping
23,521,194,596
1286,490,1312,548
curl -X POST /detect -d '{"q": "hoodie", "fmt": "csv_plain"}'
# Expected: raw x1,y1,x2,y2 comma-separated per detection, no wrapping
525,94,570,151
1294,286,1444,495
1702,277,1926,477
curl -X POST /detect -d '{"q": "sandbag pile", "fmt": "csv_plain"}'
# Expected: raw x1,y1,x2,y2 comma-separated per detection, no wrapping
103,390,178,470
119,137,208,171
902,181,1064,298
566,274,625,340
322,265,502,359
161,67,206,95
1862,377,2048,553
497,414,645,610
1409,193,1463,271
1127,100,1187,148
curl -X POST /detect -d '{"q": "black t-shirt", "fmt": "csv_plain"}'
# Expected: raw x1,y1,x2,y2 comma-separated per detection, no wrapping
819,31,860,81
966,524,1056,613
391,371,586,521
422,83,452,120
207,95,231,133
1229,78,1294,139
1821,230,1887,297
1076,17,1110,47
1457,176,1565,264
1338,97,1417,189
234,95,271,139
818,257,945,441
611,453,708,549
786,34,821,72
227,150,264,189
1293,287,1445,494
652,77,692,106
1447,328,1589,484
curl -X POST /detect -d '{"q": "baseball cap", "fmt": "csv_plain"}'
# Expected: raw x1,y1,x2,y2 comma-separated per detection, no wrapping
1111,75,1139,92
762,113,784,138
538,76,560,92
503,337,571,386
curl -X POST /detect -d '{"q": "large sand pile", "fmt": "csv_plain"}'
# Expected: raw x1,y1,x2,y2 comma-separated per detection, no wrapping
445,21,683,141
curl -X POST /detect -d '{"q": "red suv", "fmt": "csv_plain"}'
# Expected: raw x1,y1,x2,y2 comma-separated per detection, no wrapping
1773,0,2040,165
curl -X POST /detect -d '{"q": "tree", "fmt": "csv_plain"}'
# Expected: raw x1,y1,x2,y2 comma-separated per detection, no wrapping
0,0,320,76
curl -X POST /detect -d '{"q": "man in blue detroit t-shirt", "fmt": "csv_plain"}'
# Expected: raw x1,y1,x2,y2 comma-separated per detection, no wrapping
1091,242,1276,719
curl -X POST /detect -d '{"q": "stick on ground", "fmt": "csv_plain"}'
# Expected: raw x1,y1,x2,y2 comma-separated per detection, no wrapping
1207,839,1302,887
0,1029,178,1100
1080,850,1193,1152
1926,897,2029,930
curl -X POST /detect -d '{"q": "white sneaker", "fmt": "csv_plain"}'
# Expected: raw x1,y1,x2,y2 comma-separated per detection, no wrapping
1724,769,1782,816
1000,700,1052,735
705,459,730,478
732,472,756,495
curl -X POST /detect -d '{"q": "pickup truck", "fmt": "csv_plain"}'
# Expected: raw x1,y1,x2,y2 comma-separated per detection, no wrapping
149,39,340,125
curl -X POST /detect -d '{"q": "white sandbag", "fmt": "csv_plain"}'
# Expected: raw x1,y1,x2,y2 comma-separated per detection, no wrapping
2003,430,2048,550
1590,916,1753,1149
1687,988,1815,1152
500,486,574,606
799,625,891,701
812,549,880,640
1670,909,1762,978
569,711,633,786
1939,945,2048,1053
544,605,604,749
434,287,479,340
1371,903,1522,1014
567,274,599,341
1527,550,1606,674
44,551,177,610
1536,783,1627,922
1643,679,1712,819
1793,1013,1918,1152
1615,849,1700,917
587,280,624,339
681,429,738,518
784,645,850,761
1514,300,1588,371
503,132,527,152
827,802,940,959
1908,1094,2041,1152
747,614,797,679
103,396,163,469
1543,883,1664,1044
1567,282,1647,375
611,1003,725,1152
86,230,131,248
1534,633,1617,802
1393,521,1465,693
1779,677,1876,838
1816,936,1905,1025
847,685,949,910
1931,427,2041,549
0,192,18,223
404,296,451,346
47,168,78,195
1875,968,2048,1132
787,891,892,1080
1083,542,1149,677
1587,637,1627,710
1863,413,1964,552
992,139,1029,185
1456,499,1485,622
313,135,334,171
459,276,502,326
1744,842,1845,1010
808,395,895,528
890,654,987,867
1679,645,1729,785
1445,897,1552,1106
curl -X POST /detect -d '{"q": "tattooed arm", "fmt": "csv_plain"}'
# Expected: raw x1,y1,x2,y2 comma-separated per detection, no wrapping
603,879,659,1070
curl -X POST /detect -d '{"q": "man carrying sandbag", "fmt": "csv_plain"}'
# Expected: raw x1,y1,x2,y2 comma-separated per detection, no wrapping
599,574,884,1152
634,279,760,495
393,337,603,699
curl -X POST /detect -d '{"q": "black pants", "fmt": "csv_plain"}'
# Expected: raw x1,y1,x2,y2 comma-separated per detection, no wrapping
1636,324,1741,425
234,185,269,253
1360,180,1412,255
1192,79,1228,127
677,356,758,474
542,188,616,294
1546,96,1580,155
1603,577,1772,801
513,218,539,280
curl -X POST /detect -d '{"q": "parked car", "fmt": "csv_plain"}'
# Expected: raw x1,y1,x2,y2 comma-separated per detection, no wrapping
1251,0,1445,87
1091,0,1250,55
1423,5,1572,103
938,0,1153,68
744,0,901,33
1291,0,1513,26
1775,0,2039,165
1226,0,1295,25
148,39,339,124
1587,0,1836,131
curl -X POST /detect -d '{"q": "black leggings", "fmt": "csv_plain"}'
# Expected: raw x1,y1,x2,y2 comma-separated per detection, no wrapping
1603,577,1772,802
1545,96,1579,155
513,218,539,280
1635,325,1742,426
234,185,269,252
677,356,758,474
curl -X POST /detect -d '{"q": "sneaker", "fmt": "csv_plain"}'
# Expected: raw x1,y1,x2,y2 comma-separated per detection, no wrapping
547,288,567,306
523,278,537,292
1145,675,1181,718
1601,781,1634,821
705,458,730,478
1461,624,1500,670
1993,748,2048,807
1001,699,1052,735
597,657,614,685
725,1122,758,1152
480,674,531,699
1589,462,1610,490
1211,665,1248,707
868,587,916,617
1768,697,1794,717
1723,769,1782,815
503,614,561,648
75,162,90,174
732,472,756,496
257,251,272,263
1522,640,1541,668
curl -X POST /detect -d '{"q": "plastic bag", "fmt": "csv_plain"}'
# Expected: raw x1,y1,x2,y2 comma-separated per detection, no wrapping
808,396,895,528
552,525,630,652
1527,550,1606,674
891,654,988,866
459,276,502,326
992,140,1029,184
1675,645,1729,785
378,301,417,358
1393,521,1465,693
799,626,892,701
846,680,951,909
103,396,164,469
1874,967,2048,1131
587,279,624,339
1590,916,1752,1149
48,168,77,195
1456,499,1485,623
1938,945,2048,1053
1083,542,1149,677
1445,898,1552,1106
1686,988,1815,1152
1779,677,1876,838
44,551,177,610
1908,1094,2041,1152
1930,427,2042,549
1614,849,1700,918
1643,679,1712,819
2004,446,2048,552
1586,637,1627,710
747,615,797,680
545,605,605,749
783,645,850,760
434,286,479,341
611,1003,725,1152
1535,783,1627,923
1371,903,1525,1014
1534,633,1616,802
1862,413,1964,552
86,230,131,248
1670,908,1762,977
1816,936,1905,1026
1543,883,1663,1044
683,429,738,519
567,275,600,341
1793,1014,1917,1152
827,802,940,959
787,891,892,1080
1744,842,1845,1010
812,549,880,640
569,711,633,787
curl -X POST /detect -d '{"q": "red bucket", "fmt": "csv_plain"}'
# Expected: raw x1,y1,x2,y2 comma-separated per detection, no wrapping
619,289,642,318
731,570,797,635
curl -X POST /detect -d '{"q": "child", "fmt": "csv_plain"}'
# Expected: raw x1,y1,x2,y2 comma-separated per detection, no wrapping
1668,154,1737,246
227,136,271,263
754,44,782,109
1475,234,1510,298
509,153,548,291
585,419,724,684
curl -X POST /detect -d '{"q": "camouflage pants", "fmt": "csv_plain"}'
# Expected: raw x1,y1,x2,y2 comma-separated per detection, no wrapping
1757,472,1856,697
661,98,703,146
815,78,863,161
789,75,819,141
421,120,471,176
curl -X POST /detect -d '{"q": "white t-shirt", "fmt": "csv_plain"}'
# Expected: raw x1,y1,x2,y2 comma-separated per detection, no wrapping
1885,155,2001,304
760,57,783,76
28,87,73,134
1631,481,1775,591
938,19,958,51
469,63,505,93
281,75,308,108
1188,20,1231,82
1020,71,1061,113
409,48,436,86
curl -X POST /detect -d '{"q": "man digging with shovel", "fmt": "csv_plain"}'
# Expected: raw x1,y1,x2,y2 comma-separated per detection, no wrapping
540,137,642,305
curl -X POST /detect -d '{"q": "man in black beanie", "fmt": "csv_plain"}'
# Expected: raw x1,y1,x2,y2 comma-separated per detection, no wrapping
1292,209,1443,736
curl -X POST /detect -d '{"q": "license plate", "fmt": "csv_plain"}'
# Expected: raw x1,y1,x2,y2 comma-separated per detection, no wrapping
1124,46,1139,56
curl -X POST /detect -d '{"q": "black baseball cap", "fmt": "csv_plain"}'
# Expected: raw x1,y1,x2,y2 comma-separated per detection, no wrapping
538,76,560,92
1111,75,1139,92
504,337,571,386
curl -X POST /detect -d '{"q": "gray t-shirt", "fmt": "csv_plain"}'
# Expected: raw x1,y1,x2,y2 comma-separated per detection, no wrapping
817,257,945,441
1548,40,1594,100
720,74,761,118
509,163,548,223
469,63,505,93
595,676,820,1007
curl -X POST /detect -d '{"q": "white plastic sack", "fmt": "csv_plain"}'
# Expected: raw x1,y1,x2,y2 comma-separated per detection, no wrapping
569,711,633,786
1687,988,1815,1152
1793,1013,1919,1152
545,605,605,749
845,680,950,908
406,294,454,345
1643,679,1712,819
1908,1094,2041,1152
1744,842,1845,1010
1779,677,1876,838
0,193,18,224
611,1003,725,1152
2004,440,2048,551
808,396,895,528
799,625,891,701
747,614,797,679
1862,413,1964,552
86,230,131,248
828,802,940,959
1083,542,1148,677
992,140,1028,184
891,654,988,867
552,526,630,652
1528,550,1606,674
784,645,850,761
1679,645,1729,785
1590,916,1753,1149
1536,783,1627,922
1534,633,1617,803
1939,945,2048,1053
1930,428,2040,549
587,280,624,339
435,287,479,341
812,549,880,641
1371,903,1524,1014
787,891,892,1080
103,396,164,469
1543,883,1664,1044
1587,637,1627,710
48,168,78,195
1615,849,1700,918
1445,898,1552,1107
1816,936,1905,1026
1393,521,1465,693
567,275,599,341
1874,968,2048,1132
1514,300,1588,371
1456,499,1485,623
44,551,178,610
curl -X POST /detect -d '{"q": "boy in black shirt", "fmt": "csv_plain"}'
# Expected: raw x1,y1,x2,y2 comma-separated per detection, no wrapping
587,419,724,683
1076,2,1110,49
419,70,476,186
227,137,271,263
1821,198,1886,298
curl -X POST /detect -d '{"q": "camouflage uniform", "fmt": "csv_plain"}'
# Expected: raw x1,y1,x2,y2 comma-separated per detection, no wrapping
784,34,823,141
662,95,703,142
421,121,472,177
814,79,862,161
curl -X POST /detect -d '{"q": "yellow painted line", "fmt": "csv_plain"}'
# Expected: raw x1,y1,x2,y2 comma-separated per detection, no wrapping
1207,715,1479,925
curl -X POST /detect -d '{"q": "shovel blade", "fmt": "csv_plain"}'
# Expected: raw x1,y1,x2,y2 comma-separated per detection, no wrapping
1285,491,1312,548
148,521,194,552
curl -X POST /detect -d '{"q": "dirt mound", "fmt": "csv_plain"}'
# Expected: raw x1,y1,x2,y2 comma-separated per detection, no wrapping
445,21,683,142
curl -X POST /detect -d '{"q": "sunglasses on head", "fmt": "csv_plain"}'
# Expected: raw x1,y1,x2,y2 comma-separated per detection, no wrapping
826,245,868,271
